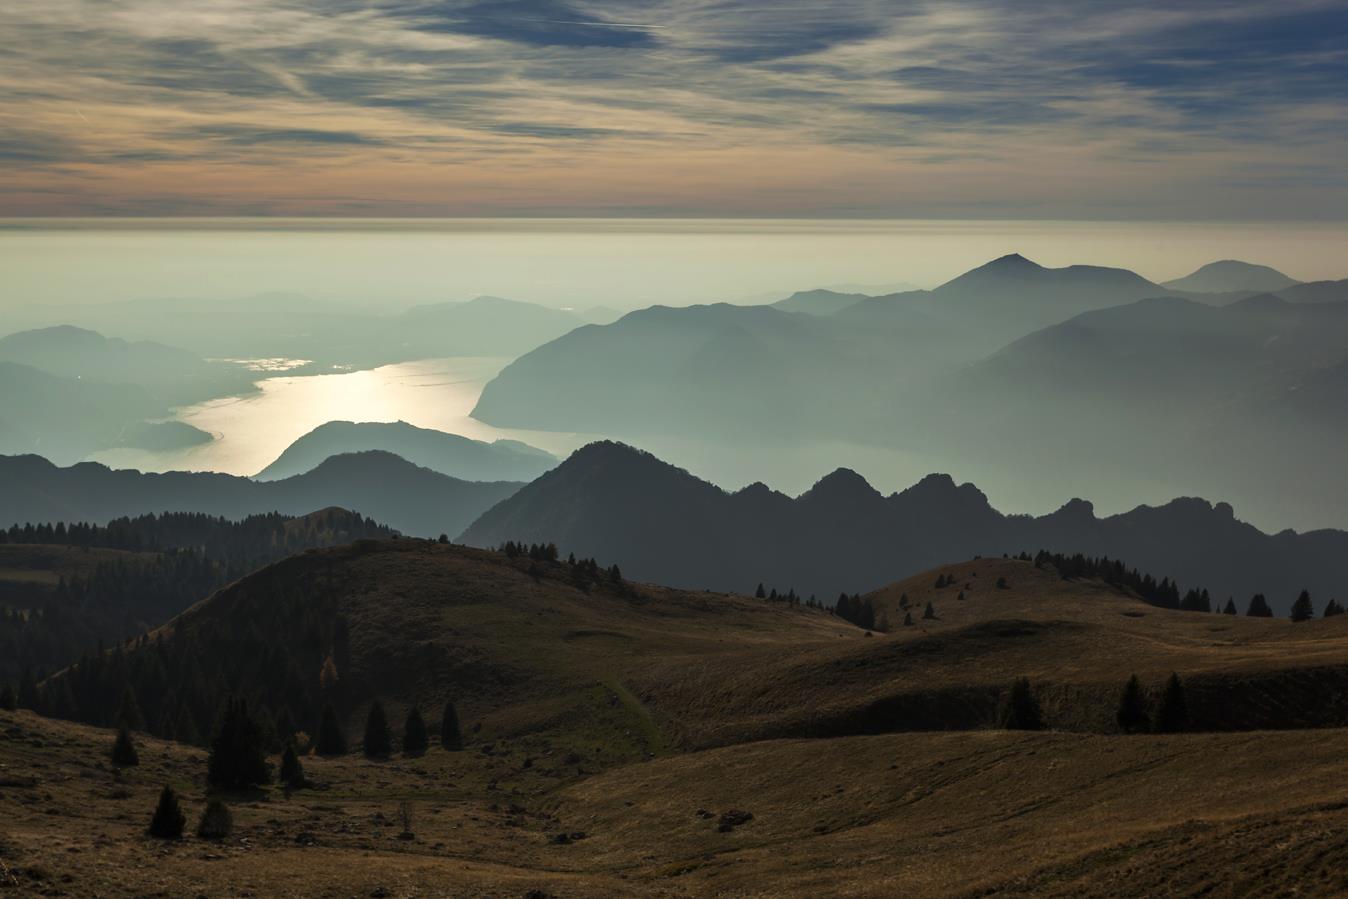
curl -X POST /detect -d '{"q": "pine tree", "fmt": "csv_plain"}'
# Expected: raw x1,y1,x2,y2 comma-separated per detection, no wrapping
174,704,201,747
923,601,936,620
1115,675,1149,733
1223,598,1237,615
1290,590,1315,622
111,726,140,766
996,576,1010,590
1324,599,1345,618
903,611,914,626
0,684,15,711
116,685,145,731
999,678,1044,730
1246,594,1274,617
1153,673,1191,733
402,706,429,756
207,697,272,790
440,699,463,751
148,785,186,839
315,704,347,757
197,798,233,840
363,700,392,758
280,743,306,789
754,583,765,599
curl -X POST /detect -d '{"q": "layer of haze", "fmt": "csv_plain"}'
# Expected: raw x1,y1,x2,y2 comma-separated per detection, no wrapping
5,218,1348,312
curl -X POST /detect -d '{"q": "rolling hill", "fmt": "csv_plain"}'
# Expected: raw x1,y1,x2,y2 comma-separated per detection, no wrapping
13,539,1348,895
0,451,522,537
254,420,556,482
460,441,1348,613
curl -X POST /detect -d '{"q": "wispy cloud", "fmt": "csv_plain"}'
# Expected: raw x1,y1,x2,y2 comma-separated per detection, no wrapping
0,0,1344,217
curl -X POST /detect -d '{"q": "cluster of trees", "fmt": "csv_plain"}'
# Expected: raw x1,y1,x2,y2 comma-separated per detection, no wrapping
115,691,466,843
834,593,881,630
497,541,630,594
998,672,1192,733
1,510,395,683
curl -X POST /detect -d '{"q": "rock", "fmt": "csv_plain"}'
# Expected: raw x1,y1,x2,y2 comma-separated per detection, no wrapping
717,810,754,832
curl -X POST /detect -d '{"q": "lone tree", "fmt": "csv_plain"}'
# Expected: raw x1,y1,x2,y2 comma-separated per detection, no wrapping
197,798,233,840
280,743,306,789
111,725,140,767
1290,590,1315,622
999,678,1044,730
1325,599,1345,618
207,697,272,790
1153,672,1191,733
1115,675,1149,733
1246,594,1274,617
1222,598,1237,615
363,700,393,758
315,704,347,757
903,611,914,627
148,785,186,839
923,601,937,620
441,699,463,751
403,705,429,756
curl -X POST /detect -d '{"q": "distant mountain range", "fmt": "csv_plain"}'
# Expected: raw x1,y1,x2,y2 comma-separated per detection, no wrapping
1,450,522,537
460,441,1348,614
1162,260,1300,294
254,420,556,482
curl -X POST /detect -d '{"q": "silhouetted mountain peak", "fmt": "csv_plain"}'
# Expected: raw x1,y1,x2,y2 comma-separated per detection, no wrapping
1050,497,1096,521
800,468,881,506
1164,260,1299,294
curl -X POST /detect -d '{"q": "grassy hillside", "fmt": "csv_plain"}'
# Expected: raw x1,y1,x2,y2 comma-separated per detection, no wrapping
5,707,1348,897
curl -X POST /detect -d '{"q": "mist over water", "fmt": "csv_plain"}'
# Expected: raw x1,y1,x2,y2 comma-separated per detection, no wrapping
5,218,1348,313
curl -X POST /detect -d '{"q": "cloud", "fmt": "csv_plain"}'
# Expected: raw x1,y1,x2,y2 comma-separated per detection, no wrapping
0,0,1344,217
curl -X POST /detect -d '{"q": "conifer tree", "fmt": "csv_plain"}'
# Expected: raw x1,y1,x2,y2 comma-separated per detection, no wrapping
402,706,429,756
148,785,186,839
923,601,936,620
280,743,306,789
363,700,392,758
207,697,272,790
0,684,15,711
1324,599,1345,618
755,583,765,599
1115,675,1149,733
440,699,463,751
999,678,1044,730
1223,598,1237,615
112,725,140,766
903,611,914,627
315,704,347,757
174,704,201,747
1153,673,1191,733
898,593,909,609
1290,590,1315,622
197,798,233,840
1246,594,1274,617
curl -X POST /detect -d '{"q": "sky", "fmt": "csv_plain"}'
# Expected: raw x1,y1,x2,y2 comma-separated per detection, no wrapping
1,0,1346,218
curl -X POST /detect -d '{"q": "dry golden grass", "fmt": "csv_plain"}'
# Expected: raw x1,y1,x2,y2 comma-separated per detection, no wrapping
8,542,1348,896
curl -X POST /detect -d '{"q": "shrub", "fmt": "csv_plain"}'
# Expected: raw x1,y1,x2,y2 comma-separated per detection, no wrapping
197,798,233,840
148,786,186,839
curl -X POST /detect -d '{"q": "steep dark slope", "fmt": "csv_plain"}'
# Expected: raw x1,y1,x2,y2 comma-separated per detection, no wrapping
254,420,555,481
460,442,1348,612
1,451,521,537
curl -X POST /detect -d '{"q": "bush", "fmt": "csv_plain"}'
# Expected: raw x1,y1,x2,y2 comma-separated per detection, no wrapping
111,726,139,767
197,798,233,840
148,786,186,839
